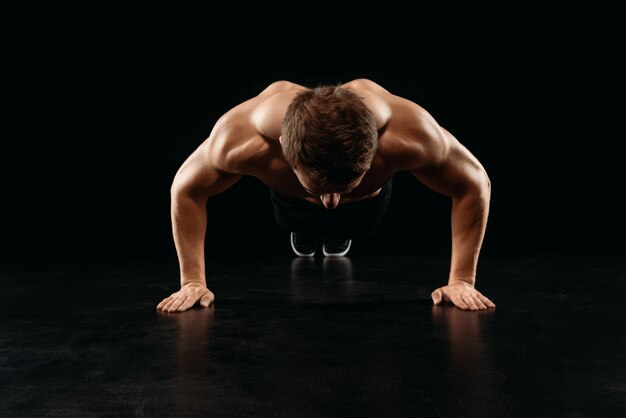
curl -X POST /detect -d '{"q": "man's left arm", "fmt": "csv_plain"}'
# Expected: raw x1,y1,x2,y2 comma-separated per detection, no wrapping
409,126,496,310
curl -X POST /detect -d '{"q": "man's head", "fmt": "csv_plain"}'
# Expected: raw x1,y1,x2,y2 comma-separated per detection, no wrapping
280,84,379,193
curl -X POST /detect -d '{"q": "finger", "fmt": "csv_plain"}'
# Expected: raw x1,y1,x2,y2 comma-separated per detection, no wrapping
473,295,488,310
453,295,469,310
178,296,198,311
163,297,182,312
462,294,480,310
161,298,178,312
157,296,173,310
161,296,176,311
167,296,188,312
200,294,214,307
431,289,443,305
160,293,179,309
478,294,496,308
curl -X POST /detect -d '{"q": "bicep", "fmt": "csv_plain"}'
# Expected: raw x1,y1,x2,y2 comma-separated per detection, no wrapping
171,147,242,200
409,128,490,199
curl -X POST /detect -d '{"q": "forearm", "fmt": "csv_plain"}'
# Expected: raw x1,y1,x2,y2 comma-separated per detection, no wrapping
448,188,490,286
171,191,208,287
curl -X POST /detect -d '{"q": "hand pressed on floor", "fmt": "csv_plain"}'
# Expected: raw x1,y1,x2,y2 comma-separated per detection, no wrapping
157,282,215,312
431,281,495,310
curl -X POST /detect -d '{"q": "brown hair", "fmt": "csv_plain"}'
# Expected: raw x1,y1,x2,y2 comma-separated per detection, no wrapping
280,84,378,186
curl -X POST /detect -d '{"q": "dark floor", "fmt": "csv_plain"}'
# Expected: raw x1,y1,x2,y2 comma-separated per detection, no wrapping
1,253,625,417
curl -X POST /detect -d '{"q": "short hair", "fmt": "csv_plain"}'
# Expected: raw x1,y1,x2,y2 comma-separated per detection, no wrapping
280,84,378,187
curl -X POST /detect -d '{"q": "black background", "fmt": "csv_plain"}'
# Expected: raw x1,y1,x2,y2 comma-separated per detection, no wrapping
3,3,623,264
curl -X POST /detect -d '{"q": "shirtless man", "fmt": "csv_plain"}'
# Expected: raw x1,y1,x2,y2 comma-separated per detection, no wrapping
156,79,496,313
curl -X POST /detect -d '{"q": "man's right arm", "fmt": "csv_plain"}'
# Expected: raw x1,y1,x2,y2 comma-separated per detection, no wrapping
170,141,241,287
158,116,243,312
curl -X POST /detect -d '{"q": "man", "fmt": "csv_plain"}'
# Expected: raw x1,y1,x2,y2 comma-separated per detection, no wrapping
156,79,496,313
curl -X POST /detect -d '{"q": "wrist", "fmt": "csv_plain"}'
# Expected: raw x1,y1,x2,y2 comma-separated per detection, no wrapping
448,277,475,287
181,279,206,288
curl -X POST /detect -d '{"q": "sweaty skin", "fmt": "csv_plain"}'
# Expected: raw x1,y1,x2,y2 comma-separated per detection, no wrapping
156,79,496,313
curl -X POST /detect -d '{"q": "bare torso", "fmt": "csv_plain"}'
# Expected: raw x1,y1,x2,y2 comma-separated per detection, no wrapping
203,78,441,206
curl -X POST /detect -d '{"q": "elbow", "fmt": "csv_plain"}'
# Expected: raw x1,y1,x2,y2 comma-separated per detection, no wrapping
474,171,491,204
170,183,194,212
456,171,491,201
459,171,491,202
170,168,191,198
170,178,182,198
484,171,491,197
475,172,491,209
170,184,183,210
170,178,208,203
170,177,191,202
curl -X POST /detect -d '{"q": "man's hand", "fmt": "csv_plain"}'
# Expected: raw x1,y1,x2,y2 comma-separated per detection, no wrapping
431,280,496,310
156,282,215,313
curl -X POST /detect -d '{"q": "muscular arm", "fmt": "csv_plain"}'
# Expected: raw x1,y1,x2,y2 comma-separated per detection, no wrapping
408,116,491,287
170,118,242,287
158,83,294,312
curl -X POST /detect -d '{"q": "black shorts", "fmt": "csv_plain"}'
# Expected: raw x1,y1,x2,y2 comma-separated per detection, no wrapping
270,178,393,239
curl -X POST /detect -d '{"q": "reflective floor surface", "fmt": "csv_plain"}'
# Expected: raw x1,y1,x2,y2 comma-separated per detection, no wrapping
1,253,625,417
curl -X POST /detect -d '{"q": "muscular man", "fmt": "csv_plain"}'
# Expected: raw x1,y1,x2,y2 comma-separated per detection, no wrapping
156,79,496,313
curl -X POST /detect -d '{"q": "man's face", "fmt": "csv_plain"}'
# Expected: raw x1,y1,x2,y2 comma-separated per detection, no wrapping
293,168,364,210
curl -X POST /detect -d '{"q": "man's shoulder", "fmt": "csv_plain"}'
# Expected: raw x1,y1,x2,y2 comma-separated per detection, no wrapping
205,81,304,175
257,80,309,97
208,113,277,175
342,78,390,94
378,95,449,171
249,82,310,139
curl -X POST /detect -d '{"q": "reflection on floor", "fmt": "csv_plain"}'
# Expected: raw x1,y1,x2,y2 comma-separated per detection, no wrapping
1,254,625,417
